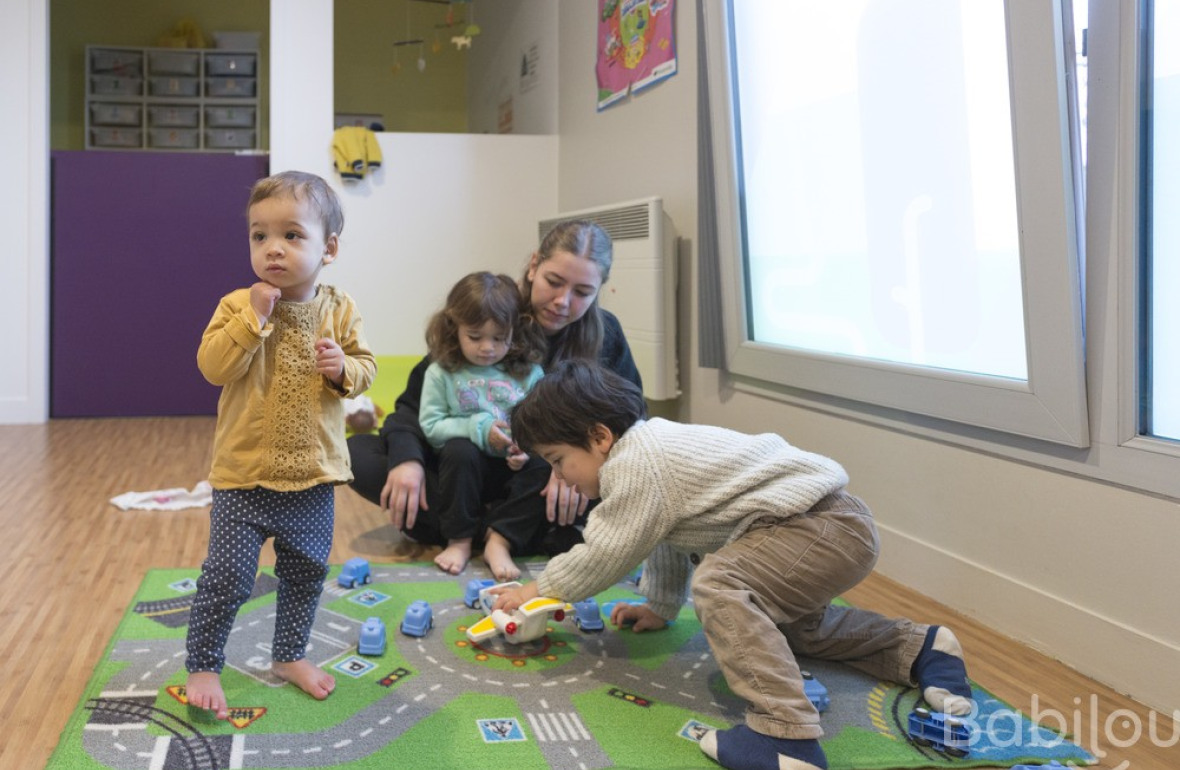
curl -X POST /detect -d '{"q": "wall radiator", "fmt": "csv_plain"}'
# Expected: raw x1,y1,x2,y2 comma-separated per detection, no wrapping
539,196,679,401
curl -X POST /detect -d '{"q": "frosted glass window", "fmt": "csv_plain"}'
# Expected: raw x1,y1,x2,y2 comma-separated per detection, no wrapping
1149,0,1180,440
704,0,1088,445
732,0,1027,379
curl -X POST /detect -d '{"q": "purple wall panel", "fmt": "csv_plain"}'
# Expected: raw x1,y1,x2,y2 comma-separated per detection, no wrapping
51,151,269,417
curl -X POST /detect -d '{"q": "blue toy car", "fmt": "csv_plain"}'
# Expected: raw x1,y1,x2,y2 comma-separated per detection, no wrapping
907,706,972,758
1009,764,1068,770
573,597,605,632
464,578,496,608
338,557,372,589
801,670,830,713
400,599,433,637
357,616,386,655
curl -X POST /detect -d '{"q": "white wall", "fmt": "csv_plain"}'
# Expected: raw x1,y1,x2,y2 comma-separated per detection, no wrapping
555,0,1180,714
1,0,49,424
271,1,559,356
467,0,558,135
328,133,558,355
556,2,696,230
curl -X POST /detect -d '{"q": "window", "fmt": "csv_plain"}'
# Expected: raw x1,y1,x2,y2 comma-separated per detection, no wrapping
703,0,1089,446
1145,0,1180,441
703,0,1180,499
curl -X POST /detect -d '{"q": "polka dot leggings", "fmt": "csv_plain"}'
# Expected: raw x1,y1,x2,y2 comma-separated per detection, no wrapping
185,485,334,674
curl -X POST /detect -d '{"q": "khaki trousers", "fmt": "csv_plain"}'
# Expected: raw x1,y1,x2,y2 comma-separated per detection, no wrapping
691,492,928,739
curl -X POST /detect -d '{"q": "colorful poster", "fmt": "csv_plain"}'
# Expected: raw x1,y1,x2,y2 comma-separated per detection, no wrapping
596,0,677,110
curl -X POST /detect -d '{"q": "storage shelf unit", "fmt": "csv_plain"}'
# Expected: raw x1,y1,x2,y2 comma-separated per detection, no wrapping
86,45,261,152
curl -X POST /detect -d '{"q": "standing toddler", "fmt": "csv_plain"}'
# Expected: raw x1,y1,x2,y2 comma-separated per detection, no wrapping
186,170,376,719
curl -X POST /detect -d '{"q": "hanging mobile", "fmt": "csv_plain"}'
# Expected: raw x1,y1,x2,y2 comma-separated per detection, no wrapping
465,1,481,37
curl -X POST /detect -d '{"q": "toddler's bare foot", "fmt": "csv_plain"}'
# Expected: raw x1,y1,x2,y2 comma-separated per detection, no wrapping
272,659,335,700
185,671,229,720
435,538,472,575
482,530,521,581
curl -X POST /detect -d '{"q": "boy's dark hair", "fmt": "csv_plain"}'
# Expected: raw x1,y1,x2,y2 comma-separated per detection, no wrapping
425,271,546,378
510,359,647,451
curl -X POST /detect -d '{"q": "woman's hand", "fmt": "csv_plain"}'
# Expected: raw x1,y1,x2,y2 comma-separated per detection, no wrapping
610,603,667,633
542,469,589,526
380,460,428,531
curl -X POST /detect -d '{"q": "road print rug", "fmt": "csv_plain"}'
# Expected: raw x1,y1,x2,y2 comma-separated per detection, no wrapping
50,561,1094,769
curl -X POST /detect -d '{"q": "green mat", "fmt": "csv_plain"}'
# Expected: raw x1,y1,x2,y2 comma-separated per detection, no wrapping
50,562,1094,769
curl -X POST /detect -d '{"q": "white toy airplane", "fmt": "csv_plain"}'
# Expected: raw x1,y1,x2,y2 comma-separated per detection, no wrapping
465,581,573,645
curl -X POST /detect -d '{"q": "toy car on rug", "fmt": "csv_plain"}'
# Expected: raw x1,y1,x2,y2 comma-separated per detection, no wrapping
357,616,387,655
337,557,371,589
465,581,573,645
400,599,433,638
907,706,972,758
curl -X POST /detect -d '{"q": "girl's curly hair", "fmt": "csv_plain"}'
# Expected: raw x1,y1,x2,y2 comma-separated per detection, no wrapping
425,272,547,379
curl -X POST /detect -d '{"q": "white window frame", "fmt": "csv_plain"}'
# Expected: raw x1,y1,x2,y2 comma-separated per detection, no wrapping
704,0,1180,500
703,0,1090,447
1092,0,1180,483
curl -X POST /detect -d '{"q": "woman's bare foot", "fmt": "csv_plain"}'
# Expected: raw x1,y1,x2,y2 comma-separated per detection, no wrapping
435,538,472,574
272,659,335,700
482,530,521,581
186,671,229,720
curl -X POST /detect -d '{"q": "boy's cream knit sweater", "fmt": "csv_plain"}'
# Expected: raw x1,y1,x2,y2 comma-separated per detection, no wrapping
536,417,850,619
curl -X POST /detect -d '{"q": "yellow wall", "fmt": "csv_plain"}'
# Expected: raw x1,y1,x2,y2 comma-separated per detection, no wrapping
49,0,474,151
50,0,271,151
334,0,469,133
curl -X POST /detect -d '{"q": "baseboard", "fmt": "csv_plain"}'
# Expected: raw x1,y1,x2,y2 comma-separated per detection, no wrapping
874,524,1180,716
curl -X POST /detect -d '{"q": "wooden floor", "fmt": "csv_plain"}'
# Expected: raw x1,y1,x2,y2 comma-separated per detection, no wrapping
0,417,1170,769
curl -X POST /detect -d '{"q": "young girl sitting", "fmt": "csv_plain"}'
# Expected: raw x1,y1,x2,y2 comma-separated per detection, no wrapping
419,271,547,574
495,360,974,770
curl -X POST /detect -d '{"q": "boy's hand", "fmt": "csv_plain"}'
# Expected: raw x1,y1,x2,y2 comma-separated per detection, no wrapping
314,338,345,384
490,581,539,613
250,282,281,328
611,603,667,633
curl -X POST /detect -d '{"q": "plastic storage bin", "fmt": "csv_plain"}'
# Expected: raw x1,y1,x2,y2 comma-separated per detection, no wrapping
206,77,256,98
148,105,200,128
205,106,255,128
212,31,261,50
206,129,256,149
90,127,142,148
149,76,200,97
91,75,142,97
90,49,142,76
148,51,200,76
206,54,256,77
90,103,141,127
149,128,199,149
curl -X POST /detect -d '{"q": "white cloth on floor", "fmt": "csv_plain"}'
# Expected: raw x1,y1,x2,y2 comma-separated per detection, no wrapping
110,480,213,511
